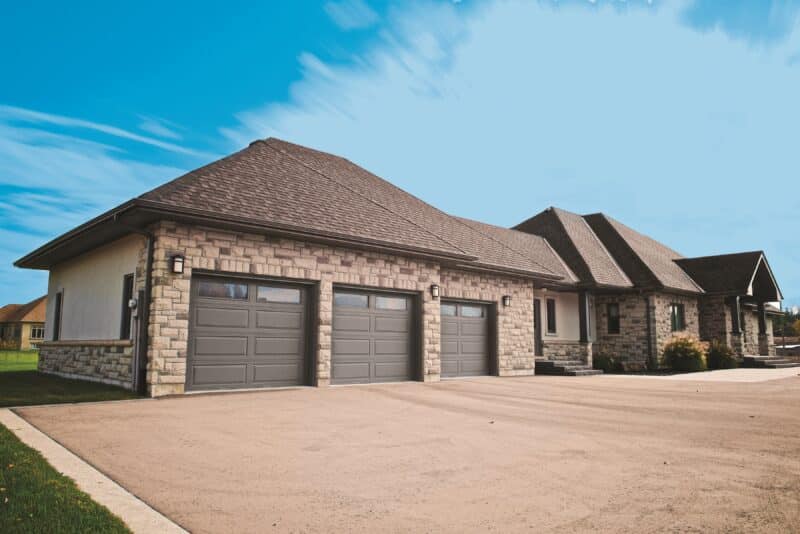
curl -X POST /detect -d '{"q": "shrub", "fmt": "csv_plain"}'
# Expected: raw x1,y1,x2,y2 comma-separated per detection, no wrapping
706,339,738,369
662,336,706,372
593,353,624,373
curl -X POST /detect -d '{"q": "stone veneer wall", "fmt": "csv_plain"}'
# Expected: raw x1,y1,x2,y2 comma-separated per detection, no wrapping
439,269,535,376
651,293,700,358
593,294,651,366
541,340,592,363
38,340,134,389
698,295,731,345
143,221,536,396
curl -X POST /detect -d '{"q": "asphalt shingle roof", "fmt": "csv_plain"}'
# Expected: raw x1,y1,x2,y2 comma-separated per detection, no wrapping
674,252,764,295
0,296,46,323
141,138,565,279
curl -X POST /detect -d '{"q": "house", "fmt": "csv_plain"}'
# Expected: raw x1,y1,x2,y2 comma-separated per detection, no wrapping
0,295,47,350
14,138,785,395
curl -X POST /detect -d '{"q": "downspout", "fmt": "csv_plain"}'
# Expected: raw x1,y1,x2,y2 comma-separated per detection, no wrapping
114,215,154,396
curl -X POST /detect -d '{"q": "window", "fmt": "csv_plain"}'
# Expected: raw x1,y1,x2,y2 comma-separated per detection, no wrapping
257,286,301,304
607,303,620,334
441,303,457,316
52,291,63,341
546,298,557,334
198,281,248,300
334,292,368,308
375,295,407,311
30,326,45,340
120,274,134,340
670,303,686,332
461,305,484,318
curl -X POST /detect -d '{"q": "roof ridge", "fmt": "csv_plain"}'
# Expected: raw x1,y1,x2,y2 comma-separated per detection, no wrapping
453,216,559,276
263,141,471,257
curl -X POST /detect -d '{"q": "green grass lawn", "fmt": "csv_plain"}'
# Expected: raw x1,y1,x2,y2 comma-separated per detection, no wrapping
0,423,131,533
0,372,139,408
0,351,38,372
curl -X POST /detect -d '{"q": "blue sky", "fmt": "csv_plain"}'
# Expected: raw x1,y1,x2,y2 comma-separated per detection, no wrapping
1,0,799,307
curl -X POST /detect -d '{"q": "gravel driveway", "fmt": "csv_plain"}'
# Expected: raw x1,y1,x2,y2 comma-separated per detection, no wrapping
17,374,800,533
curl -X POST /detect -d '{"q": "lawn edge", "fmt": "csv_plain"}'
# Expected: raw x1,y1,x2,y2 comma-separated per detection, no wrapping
0,409,186,534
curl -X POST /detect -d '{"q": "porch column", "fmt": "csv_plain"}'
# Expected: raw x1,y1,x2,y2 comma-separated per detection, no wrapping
578,291,590,343
757,302,767,335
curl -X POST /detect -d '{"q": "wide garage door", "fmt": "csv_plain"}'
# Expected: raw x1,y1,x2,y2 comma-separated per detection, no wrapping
332,289,415,384
441,301,490,378
187,276,309,391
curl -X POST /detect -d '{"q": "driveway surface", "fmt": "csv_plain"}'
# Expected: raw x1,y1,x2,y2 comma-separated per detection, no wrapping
17,374,800,533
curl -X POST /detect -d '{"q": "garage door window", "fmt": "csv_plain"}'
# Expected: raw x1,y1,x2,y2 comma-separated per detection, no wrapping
375,295,407,310
441,303,457,316
198,281,248,300
257,286,301,304
334,292,368,308
461,305,484,318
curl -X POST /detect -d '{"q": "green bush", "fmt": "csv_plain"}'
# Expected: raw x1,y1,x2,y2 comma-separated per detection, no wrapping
662,336,706,372
593,353,624,373
706,339,737,369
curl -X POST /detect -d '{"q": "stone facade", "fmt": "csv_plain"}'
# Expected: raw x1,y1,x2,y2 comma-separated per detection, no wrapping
698,296,775,357
541,340,591,362
651,293,700,358
593,294,651,366
698,295,731,345
143,221,536,396
38,340,134,388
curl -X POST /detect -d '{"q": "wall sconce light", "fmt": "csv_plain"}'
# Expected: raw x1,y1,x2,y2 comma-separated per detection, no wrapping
171,255,185,274
502,295,512,307
430,284,440,299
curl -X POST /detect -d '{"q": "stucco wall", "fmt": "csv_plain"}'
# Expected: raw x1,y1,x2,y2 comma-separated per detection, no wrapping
144,221,537,396
536,290,581,342
45,234,144,341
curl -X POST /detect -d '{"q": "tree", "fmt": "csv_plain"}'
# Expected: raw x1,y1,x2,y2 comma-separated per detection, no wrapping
793,319,800,337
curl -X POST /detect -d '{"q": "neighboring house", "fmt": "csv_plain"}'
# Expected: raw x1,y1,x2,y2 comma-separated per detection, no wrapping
515,208,783,369
0,295,47,350
14,138,784,395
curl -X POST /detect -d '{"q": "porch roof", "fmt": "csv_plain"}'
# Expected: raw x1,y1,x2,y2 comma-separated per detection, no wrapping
675,252,782,301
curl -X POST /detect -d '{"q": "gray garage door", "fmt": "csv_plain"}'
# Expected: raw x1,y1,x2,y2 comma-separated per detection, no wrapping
441,301,490,378
332,289,415,384
187,276,309,391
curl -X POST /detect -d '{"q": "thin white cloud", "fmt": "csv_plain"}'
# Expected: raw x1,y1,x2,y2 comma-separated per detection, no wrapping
324,0,379,30
0,105,212,158
221,0,800,303
138,115,183,140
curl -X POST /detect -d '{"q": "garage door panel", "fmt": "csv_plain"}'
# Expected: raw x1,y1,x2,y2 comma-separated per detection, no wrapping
255,310,302,330
441,301,490,378
374,339,408,355
254,337,302,356
332,289,415,385
192,365,248,386
332,362,370,381
334,315,370,332
194,336,248,356
374,316,408,333
196,307,250,328
333,338,370,355
252,363,303,383
188,277,308,391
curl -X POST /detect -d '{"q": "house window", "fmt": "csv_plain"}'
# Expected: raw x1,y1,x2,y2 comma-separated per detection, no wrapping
461,305,484,318
670,303,686,332
546,298,557,334
607,303,620,334
375,295,407,311
441,304,457,316
30,326,45,340
334,292,368,308
257,286,301,304
198,281,248,300
120,274,134,340
53,291,63,341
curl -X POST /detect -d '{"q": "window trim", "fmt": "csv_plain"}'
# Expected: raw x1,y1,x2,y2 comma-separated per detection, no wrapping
607,302,621,335
670,302,686,332
545,298,557,335
30,326,45,340
120,273,135,340
52,291,63,341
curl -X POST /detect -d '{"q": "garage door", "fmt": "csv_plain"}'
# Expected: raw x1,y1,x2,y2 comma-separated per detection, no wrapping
187,277,309,391
441,301,490,378
332,289,415,384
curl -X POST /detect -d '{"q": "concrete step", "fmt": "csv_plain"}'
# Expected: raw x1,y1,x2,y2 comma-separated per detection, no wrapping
535,359,602,376
742,355,800,369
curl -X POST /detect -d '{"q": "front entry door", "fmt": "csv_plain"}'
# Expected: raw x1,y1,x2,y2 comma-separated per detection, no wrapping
534,298,543,356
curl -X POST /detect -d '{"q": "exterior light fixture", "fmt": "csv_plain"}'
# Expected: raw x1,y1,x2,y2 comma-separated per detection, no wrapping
171,255,185,274
502,295,512,307
430,284,440,299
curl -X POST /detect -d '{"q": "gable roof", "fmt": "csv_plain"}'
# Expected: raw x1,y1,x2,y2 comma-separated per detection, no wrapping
454,217,579,284
0,296,46,323
583,213,704,294
17,138,564,281
675,252,782,300
513,207,632,288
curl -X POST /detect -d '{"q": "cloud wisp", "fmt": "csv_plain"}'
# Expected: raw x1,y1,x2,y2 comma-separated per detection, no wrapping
324,0,380,30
